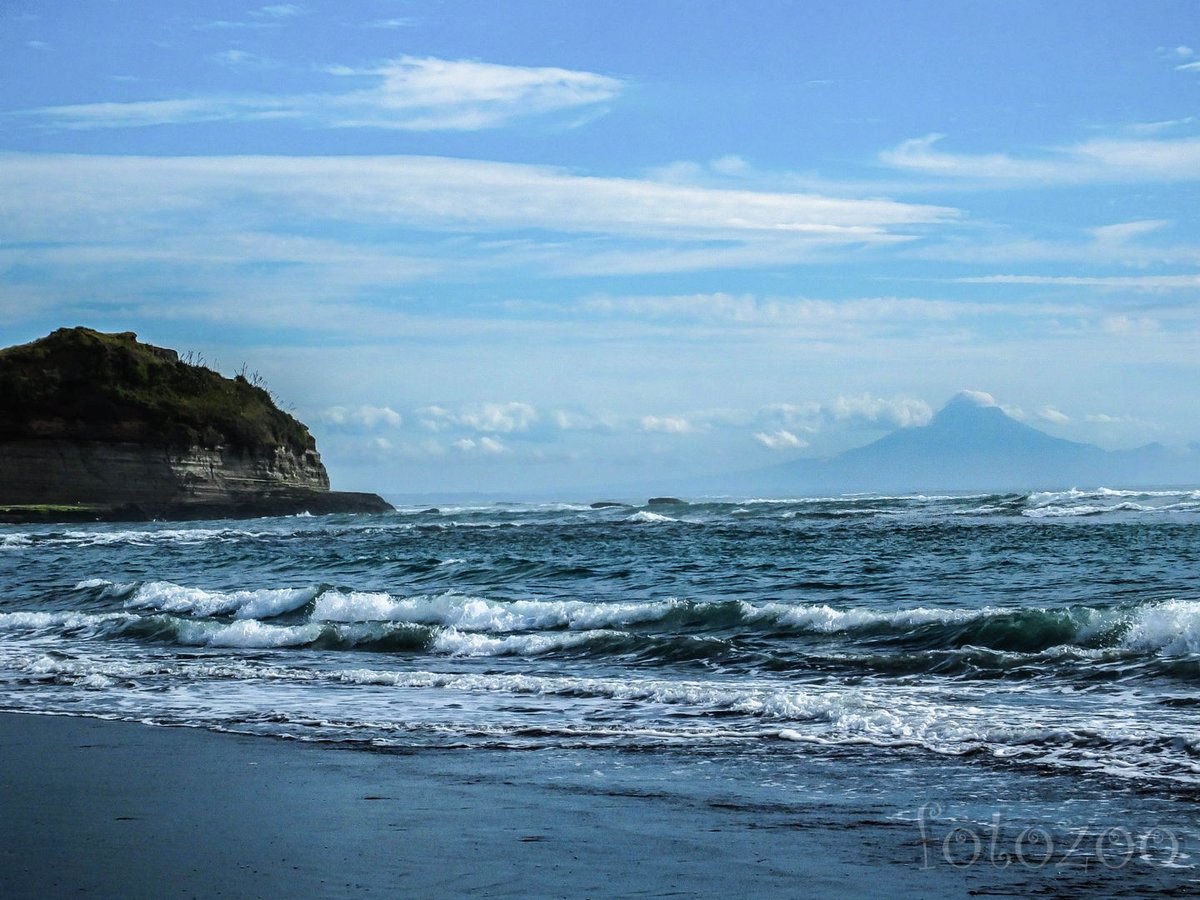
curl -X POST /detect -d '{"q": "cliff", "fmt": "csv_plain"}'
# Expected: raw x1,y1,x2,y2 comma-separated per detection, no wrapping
0,328,392,521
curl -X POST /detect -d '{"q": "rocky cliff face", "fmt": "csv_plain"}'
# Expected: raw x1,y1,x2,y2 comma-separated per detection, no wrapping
0,441,329,505
172,444,330,501
0,328,390,521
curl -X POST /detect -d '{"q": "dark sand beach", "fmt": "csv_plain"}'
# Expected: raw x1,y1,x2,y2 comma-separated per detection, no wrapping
3,712,1192,898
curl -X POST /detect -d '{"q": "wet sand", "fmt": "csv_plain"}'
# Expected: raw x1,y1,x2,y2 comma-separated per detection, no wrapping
0,712,1188,897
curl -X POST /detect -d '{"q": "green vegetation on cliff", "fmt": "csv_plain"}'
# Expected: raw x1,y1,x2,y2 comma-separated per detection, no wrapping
0,327,314,453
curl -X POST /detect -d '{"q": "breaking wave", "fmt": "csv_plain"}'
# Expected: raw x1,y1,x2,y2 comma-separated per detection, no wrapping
5,583,1200,669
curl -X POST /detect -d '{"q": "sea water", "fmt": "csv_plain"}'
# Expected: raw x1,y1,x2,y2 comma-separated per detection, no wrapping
3,489,1199,886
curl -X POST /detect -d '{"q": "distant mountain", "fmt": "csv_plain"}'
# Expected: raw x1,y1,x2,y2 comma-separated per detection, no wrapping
722,392,1198,495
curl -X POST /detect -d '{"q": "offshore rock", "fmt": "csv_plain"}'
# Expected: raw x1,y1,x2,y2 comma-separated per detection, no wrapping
0,327,392,522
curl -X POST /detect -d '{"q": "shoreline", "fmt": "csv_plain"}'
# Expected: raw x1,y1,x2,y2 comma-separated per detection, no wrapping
3,712,1193,897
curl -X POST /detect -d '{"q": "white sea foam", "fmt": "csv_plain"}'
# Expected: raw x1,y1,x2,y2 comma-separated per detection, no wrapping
128,582,318,619
431,627,612,657
1023,502,1150,519
21,651,313,685
71,578,136,597
311,589,678,632
78,673,116,689
747,601,989,632
6,525,300,549
1118,599,1200,655
627,511,676,523
0,534,32,549
0,610,135,633
173,619,326,648
323,667,1044,749
7,644,1197,784
1023,487,1200,519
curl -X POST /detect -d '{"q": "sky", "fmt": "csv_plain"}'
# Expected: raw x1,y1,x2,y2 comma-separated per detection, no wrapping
1,1,1198,495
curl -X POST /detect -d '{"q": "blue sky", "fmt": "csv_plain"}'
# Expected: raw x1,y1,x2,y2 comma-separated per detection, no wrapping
2,1,1198,494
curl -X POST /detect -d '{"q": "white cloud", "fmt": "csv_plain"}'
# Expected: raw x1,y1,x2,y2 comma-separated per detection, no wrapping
1089,220,1170,244
364,18,418,29
1036,406,1069,424
552,409,587,430
321,404,403,429
953,390,997,408
453,436,507,454
0,154,955,286
325,57,624,130
1128,117,1197,135
882,133,1200,184
580,293,962,328
0,154,947,237
354,405,403,428
418,402,539,434
755,403,822,430
1159,46,1194,59
195,4,306,28
640,415,695,434
256,3,304,17
823,394,933,428
955,274,1200,292
457,402,539,433
754,429,808,450
1177,61,1200,72
479,436,506,454
16,56,625,132
751,395,932,434
210,49,280,71
1102,315,1160,334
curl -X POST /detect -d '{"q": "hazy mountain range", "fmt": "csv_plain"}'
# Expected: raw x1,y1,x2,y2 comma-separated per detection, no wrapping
716,392,1199,495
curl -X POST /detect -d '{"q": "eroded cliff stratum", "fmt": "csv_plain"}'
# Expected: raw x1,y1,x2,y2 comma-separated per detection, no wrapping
0,327,391,521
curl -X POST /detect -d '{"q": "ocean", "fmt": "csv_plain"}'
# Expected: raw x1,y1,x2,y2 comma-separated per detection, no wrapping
3,487,1200,886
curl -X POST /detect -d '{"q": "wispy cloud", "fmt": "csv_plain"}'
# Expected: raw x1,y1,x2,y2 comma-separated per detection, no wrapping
1127,116,1196,135
452,436,507,455
1088,220,1171,245
14,56,625,132
195,4,307,29
579,293,962,327
754,429,808,450
362,18,419,30
882,133,1200,184
954,274,1200,291
320,56,624,130
1158,45,1194,60
320,405,403,430
749,395,932,434
640,415,696,435
0,153,953,263
418,403,540,435
255,3,304,17
210,49,281,72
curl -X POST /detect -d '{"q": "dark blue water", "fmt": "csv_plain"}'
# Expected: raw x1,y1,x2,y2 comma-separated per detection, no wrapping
3,488,1200,884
